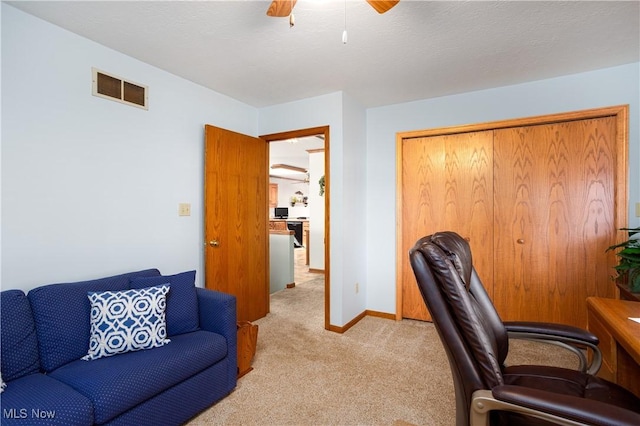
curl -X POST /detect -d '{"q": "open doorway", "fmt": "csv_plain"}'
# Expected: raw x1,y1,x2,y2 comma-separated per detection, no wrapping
269,137,323,281
261,126,330,330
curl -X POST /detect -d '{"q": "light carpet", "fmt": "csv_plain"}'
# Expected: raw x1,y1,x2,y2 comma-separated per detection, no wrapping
188,278,577,425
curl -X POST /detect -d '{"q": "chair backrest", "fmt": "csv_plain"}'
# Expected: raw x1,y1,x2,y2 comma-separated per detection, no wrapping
409,232,509,426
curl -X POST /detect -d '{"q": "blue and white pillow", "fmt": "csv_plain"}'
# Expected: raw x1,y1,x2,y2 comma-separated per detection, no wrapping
82,285,171,361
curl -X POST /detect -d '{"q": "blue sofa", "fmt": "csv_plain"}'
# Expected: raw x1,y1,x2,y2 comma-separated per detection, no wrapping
0,269,237,425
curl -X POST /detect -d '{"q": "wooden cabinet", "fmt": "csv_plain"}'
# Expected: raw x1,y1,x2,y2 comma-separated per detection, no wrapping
269,220,287,231
269,183,278,208
398,106,627,327
303,221,310,266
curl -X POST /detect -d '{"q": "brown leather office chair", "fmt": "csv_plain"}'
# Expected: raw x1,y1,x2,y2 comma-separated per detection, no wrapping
409,231,640,426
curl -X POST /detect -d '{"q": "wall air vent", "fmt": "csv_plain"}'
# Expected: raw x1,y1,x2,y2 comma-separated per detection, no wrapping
92,68,148,110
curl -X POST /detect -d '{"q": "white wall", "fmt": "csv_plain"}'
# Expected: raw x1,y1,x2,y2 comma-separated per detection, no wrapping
0,0,4,290
269,233,294,294
258,93,356,326
340,93,368,321
270,177,310,218
365,62,640,316
308,151,325,271
258,92,368,327
1,4,258,291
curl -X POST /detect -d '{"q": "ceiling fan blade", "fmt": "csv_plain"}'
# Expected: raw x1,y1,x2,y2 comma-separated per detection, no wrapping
267,0,298,17
366,0,399,14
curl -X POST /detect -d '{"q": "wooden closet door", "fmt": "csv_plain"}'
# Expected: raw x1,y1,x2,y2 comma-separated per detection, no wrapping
493,117,618,327
400,131,494,320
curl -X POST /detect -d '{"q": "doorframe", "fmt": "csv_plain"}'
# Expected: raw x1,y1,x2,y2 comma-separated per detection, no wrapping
395,104,629,320
261,126,331,330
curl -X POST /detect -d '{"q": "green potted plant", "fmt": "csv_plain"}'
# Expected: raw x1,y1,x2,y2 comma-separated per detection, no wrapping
607,226,640,292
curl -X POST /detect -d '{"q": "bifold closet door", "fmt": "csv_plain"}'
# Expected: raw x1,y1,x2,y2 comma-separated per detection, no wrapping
492,117,618,327
400,131,494,321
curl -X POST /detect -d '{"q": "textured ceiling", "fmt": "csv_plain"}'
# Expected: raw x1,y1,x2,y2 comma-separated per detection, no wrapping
8,0,640,109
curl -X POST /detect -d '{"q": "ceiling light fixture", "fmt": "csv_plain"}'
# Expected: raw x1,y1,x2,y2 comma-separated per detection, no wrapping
271,164,307,174
269,174,308,183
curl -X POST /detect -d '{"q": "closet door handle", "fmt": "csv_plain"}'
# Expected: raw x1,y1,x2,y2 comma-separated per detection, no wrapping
516,239,525,244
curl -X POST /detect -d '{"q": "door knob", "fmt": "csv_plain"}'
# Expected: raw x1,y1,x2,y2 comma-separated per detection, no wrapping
516,239,525,244
209,240,220,247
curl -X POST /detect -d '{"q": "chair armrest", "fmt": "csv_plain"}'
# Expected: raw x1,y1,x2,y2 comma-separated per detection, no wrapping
505,321,599,346
489,385,640,426
505,321,601,375
196,287,237,390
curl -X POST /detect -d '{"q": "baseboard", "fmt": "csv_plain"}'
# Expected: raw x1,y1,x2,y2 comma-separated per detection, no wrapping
365,310,397,320
327,309,396,333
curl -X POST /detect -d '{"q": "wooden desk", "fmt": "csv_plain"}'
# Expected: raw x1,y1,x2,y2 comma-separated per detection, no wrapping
586,297,640,397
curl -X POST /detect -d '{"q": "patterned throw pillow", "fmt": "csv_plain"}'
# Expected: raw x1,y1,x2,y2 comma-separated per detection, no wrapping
82,285,171,361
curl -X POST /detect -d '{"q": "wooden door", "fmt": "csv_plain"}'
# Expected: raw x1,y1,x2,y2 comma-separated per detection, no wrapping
493,117,618,327
398,106,627,327
399,131,494,320
204,125,269,322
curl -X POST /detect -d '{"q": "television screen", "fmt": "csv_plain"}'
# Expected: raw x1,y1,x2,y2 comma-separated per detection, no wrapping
274,207,289,219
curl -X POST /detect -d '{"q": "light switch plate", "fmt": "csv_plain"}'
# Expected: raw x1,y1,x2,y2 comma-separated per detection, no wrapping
178,203,191,217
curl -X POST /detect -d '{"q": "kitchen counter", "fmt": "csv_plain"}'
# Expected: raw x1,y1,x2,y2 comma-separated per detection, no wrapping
269,220,310,265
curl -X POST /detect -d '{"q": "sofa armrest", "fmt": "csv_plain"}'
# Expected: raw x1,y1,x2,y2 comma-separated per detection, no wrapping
196,287,237,390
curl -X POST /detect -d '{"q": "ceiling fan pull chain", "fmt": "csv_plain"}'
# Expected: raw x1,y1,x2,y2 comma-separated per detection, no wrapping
289,0,295,27
342,0,348,44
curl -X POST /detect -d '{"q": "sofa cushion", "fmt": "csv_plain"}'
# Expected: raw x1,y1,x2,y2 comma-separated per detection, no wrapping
49,330,227,424
130,270,199,336
1,290,40,382
106,362,231,426
82,285,171,361
28,269,161,372
0,373,93,426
